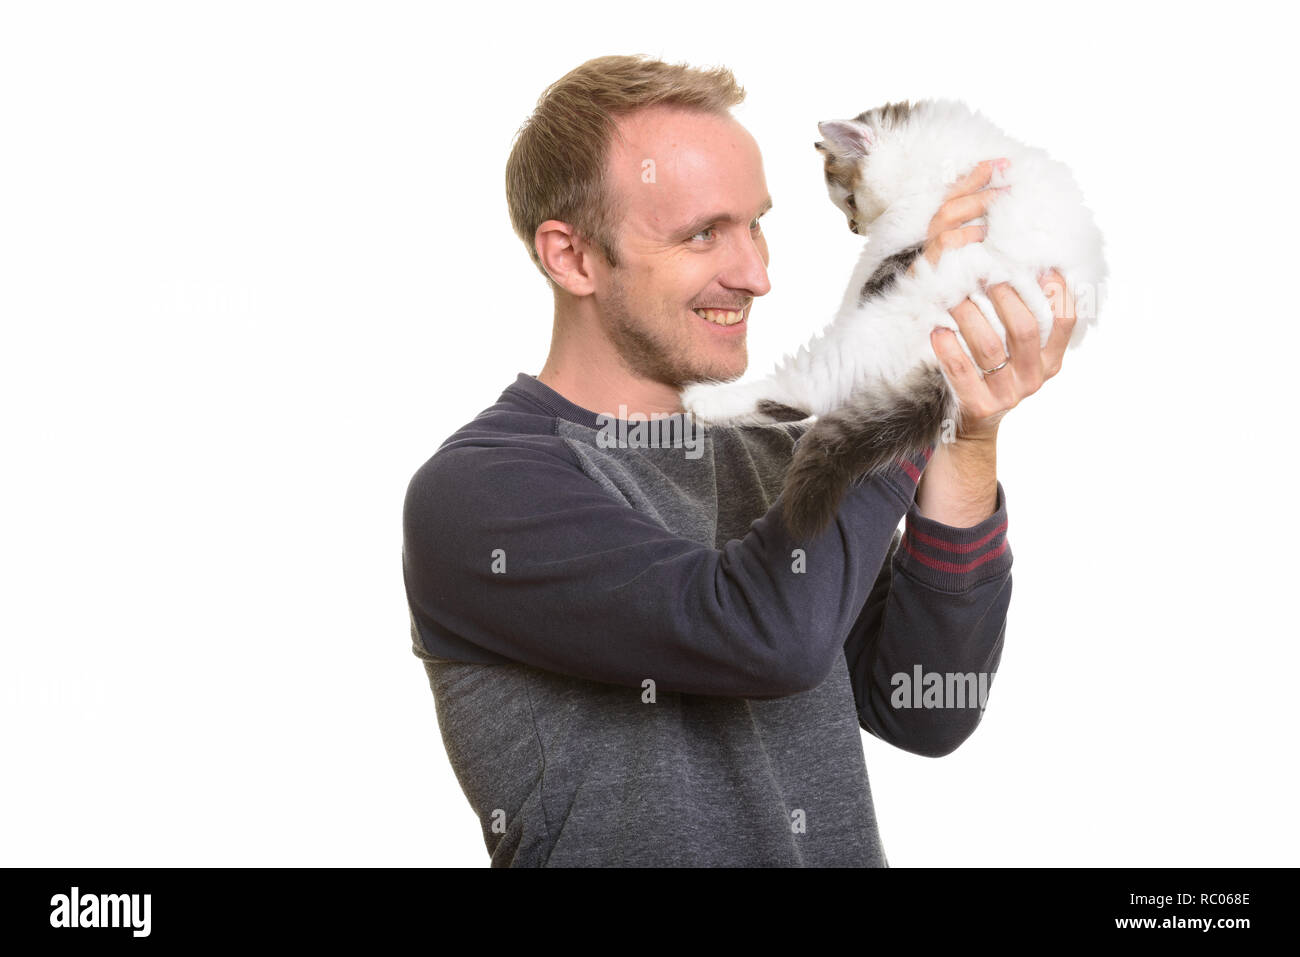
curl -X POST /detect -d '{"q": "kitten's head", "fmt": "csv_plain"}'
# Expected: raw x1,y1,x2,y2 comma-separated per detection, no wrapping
814,100,915,236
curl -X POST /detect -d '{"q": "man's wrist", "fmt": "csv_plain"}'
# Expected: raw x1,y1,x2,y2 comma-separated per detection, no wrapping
899,480,1012,590
915,428,999,527
954,413,1003,443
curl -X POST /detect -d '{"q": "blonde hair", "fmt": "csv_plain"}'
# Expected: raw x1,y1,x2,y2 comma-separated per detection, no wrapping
505,54,746,287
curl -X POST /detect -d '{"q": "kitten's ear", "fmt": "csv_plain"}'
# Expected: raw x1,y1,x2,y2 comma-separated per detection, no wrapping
817,119,873,158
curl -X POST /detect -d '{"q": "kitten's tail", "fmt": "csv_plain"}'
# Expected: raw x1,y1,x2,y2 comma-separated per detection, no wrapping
781,362,956,539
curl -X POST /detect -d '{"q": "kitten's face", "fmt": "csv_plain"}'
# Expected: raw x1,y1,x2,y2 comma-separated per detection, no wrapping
814,101,913,236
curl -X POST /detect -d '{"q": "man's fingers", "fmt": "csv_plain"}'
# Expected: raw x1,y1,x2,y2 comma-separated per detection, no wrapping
929,187,1008,237
1039,268,1075,323
930,326,991,419
1038,269,1076,378
919,164,1009,272
948,298,1007,373
948,296,1021,409
921,223,987,268
942,158,1007,200
986,281,1042,386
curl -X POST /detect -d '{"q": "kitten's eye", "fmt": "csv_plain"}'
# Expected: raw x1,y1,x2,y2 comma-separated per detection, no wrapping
846,195,857,212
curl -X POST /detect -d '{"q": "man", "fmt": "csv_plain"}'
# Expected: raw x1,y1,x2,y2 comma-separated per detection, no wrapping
402,55,1076,866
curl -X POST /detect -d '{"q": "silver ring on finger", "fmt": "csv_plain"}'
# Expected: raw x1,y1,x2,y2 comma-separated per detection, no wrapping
981,357,1010,376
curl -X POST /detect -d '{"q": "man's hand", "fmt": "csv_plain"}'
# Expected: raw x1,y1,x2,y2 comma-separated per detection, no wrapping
934,270,1077,439
909,155,1078,437
909,157,1079,526
910,157,1009,273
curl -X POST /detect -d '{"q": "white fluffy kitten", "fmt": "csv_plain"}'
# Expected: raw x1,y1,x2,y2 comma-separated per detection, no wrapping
680,98,1107,538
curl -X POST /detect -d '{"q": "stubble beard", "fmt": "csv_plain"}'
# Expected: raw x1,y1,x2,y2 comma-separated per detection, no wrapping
602,269,746,391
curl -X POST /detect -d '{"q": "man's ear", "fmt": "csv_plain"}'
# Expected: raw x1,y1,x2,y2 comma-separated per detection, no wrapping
535,220,597,296
816,119,874,158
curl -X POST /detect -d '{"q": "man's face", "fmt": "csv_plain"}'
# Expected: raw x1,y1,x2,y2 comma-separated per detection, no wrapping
591,105,772,390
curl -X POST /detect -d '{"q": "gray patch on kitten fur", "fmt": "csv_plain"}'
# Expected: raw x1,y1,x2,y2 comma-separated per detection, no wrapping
859,243,925,304
756,400,811,422
854,100,914,129
781,363,954,539
820,148,860,195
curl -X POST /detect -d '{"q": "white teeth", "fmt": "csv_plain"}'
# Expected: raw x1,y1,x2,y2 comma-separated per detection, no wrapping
694,307,745,326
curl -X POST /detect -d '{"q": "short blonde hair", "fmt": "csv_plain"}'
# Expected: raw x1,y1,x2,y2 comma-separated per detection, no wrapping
505,54,746,287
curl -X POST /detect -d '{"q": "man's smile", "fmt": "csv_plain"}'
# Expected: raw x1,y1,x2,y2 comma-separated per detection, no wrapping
692,304,749,328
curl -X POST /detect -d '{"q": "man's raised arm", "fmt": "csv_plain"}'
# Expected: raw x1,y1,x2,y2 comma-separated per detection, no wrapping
402,432,930,699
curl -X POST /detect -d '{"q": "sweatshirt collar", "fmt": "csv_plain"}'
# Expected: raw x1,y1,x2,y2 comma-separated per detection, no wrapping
505,372,696,431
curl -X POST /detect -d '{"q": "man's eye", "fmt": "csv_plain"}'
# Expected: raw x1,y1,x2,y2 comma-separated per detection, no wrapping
691,219,763,242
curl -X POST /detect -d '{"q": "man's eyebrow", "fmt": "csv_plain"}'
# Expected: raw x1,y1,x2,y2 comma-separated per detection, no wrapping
672,196,774,237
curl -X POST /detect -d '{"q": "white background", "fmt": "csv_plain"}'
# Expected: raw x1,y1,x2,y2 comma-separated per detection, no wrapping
3,0,1296,867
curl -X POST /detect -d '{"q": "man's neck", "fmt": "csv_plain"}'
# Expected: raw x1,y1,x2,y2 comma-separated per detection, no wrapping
537,307,686,417
536,357,686,418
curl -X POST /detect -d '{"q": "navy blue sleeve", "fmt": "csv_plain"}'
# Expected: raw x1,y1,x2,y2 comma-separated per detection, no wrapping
402,435,929,699
843,483,1012,757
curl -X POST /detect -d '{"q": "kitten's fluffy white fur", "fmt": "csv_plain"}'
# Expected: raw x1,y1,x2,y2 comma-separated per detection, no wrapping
680,98,1107,536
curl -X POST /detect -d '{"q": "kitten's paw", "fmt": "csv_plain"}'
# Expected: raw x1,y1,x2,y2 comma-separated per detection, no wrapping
681,381,777,426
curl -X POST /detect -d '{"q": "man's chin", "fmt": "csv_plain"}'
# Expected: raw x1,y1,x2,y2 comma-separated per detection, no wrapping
679,362,747,388
690,347,748,384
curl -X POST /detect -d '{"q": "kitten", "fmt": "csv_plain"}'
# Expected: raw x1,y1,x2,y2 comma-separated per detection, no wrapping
680,98,1107,539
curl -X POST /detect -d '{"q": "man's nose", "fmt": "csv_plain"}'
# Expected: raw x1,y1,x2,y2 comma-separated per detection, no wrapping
728,231,771,298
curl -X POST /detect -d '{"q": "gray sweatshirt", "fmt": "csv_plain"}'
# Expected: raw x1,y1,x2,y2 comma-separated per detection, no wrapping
402,372,1012,866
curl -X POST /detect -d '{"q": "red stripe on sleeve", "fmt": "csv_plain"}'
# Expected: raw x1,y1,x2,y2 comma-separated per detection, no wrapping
902,536,1009,573
906,519,1007,554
